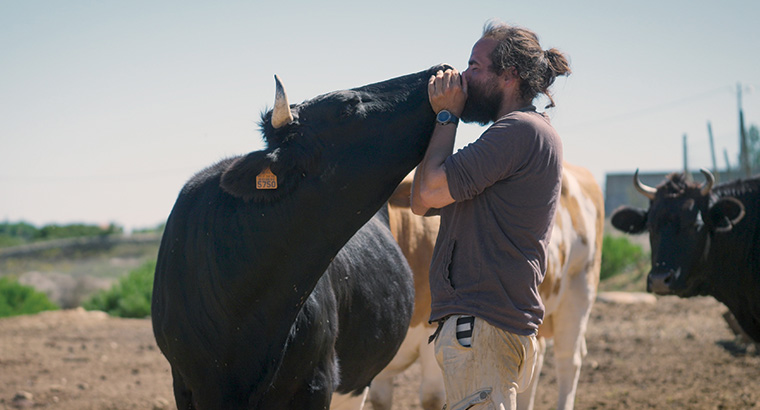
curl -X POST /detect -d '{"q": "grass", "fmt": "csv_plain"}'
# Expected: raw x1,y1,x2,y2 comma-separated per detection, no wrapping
599,228,651,292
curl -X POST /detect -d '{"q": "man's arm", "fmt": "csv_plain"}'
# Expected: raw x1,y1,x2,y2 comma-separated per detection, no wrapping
411,69,467,216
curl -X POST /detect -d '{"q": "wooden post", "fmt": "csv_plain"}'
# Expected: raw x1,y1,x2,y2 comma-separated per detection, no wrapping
738,83,751,177
683,133,690,180
724,148,732,174
707,121,719,182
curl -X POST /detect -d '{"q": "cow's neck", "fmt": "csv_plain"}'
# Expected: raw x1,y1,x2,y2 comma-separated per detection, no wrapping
226,177,394,340
703,223,759,325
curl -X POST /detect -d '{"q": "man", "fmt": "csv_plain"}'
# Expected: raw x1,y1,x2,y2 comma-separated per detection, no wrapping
411,20,571,410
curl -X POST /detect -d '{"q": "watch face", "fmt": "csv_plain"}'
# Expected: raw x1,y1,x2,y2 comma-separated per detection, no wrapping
437,110,451,123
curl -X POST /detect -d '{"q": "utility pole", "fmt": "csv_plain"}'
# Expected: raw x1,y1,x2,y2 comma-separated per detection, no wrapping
707,121,719,182
724,148,732,174
738,83,751,177
683,133,690,179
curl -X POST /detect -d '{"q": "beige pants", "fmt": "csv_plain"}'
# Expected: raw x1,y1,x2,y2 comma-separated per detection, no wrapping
434,315,538,410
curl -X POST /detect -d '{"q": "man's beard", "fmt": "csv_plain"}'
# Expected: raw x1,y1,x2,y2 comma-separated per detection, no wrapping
460,78,502,126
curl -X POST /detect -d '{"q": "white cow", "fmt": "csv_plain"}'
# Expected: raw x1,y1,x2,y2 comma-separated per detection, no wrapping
371,163,604,410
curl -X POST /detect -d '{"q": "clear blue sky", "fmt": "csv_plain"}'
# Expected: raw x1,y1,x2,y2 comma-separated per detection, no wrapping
2,1,758,231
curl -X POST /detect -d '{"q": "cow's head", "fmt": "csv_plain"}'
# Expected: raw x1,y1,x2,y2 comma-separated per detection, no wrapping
611,169,746,296
220,65,452,213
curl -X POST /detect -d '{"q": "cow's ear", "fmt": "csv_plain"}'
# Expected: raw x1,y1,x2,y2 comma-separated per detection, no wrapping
610,206,648,234
220,149,300,202
709,197,746,233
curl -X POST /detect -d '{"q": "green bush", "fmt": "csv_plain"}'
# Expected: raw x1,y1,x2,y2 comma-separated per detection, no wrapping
36,223,122,241
0,234,25,248
0,277,59,318
0,221,124,248
600,236,647,280
83,260,155,318
0,221,38,242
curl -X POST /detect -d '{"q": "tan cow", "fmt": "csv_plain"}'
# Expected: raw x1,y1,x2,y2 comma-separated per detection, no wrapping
518,162,605,410
370,163,604,410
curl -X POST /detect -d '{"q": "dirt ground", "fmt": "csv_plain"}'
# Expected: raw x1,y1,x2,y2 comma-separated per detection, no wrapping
1,295,758,410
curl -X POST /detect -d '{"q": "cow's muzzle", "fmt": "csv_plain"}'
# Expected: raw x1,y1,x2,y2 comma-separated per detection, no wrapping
647,269,678,295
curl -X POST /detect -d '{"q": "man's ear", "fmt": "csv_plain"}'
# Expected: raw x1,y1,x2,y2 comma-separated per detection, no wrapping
220,149,300,203
709,197,746,233
500,67,518,82
611,206,649,234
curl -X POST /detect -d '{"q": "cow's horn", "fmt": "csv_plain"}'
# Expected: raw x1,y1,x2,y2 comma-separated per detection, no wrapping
700,168,715,196
633,169,656,200
272,75,293,129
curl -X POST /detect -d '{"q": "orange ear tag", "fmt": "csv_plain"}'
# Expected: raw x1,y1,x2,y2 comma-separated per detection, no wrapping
256,167,278,190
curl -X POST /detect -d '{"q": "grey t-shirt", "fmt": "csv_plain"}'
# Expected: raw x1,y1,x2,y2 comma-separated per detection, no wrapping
428,106,563,336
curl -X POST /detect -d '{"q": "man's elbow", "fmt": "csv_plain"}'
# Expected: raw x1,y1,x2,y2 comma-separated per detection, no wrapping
410,188,431,216
411,186,437,215
410,196,428,216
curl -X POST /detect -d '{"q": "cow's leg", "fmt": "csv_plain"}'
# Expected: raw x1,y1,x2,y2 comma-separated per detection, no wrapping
368,377,394,410
288,388,332,410
170,367,195,410
282,349,339,410
732,309,760,343
417,332,445,410
516,336,546,410
331,387,369,410
549,286,594,410
369,322,428,410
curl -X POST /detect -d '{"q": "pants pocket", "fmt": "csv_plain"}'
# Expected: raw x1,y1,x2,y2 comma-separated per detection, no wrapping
455,316,475,348
448,388,494,410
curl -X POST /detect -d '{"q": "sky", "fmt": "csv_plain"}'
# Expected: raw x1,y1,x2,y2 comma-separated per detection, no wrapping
1,1,758,231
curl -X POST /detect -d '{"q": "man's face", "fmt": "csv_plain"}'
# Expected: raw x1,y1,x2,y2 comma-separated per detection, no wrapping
461,38,503,125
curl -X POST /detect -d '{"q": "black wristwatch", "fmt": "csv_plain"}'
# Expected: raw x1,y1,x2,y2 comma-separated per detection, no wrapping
436,110,459,126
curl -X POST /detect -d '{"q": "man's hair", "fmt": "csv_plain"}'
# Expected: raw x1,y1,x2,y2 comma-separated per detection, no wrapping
482,20,571,108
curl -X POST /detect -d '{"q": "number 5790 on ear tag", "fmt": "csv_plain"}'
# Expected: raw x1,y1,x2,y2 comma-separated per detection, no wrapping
256,167,278,190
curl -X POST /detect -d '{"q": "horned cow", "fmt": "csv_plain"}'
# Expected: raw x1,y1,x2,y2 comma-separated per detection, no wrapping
612,169,759,342
151,65,452,409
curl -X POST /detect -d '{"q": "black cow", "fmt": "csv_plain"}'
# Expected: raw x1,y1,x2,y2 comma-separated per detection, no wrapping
611,169,760,342
151,65,451,409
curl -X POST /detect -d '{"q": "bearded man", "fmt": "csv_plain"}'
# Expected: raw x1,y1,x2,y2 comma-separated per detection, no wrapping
411,20,571,410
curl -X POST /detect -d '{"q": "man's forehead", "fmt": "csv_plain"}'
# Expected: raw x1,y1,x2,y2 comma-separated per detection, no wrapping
470,37,498,60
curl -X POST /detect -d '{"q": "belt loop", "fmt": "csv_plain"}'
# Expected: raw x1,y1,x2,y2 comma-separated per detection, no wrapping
428,317,447,344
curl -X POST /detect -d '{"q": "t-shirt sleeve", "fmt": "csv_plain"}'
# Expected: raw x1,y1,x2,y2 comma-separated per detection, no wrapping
444,116,533,202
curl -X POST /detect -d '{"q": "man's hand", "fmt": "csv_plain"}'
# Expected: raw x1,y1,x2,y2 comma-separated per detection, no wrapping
412,69,463,215
428,69,467,117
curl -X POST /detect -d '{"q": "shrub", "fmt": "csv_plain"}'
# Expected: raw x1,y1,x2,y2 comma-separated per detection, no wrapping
0,221,124,248
600,236,647,280
0,221,38,242
0,277,59,318
36,223,122,241
83,260,155,318
0,234,25,248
